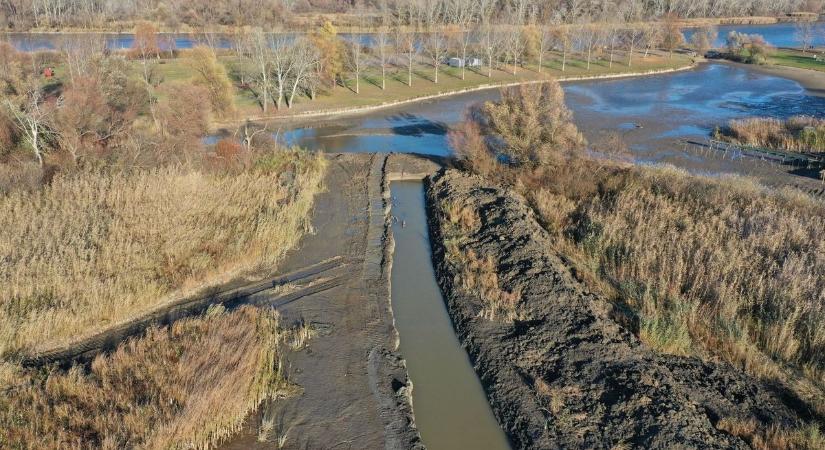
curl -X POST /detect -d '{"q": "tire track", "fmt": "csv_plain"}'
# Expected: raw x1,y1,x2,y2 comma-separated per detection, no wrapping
21,256,354,368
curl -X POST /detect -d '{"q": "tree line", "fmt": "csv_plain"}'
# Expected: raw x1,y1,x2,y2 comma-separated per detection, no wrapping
0,0,819,30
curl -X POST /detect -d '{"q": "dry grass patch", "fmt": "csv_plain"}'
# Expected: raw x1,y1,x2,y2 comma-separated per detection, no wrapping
716,116,825,153
0,305,294,449
0,150,325,356
441,199,520,322
717,417,825,450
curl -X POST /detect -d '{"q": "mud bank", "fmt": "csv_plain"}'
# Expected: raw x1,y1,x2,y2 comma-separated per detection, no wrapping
718,60,825,97
220,153,427,450
425,170,811,449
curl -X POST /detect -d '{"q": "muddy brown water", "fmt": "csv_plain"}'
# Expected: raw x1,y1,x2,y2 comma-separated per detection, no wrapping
390,180,511,450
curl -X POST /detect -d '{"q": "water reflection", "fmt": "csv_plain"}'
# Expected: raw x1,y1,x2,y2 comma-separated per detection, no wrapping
275,63,825,163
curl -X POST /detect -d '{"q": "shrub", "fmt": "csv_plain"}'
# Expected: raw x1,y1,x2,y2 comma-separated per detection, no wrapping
0,306,292,449
718,115,825,152
186,46,236,118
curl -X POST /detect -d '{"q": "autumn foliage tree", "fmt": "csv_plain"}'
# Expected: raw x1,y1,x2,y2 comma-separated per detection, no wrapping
310,21,345,88
452,81,584,171
185,46,235,118
131,22,160,84
155,83,211,162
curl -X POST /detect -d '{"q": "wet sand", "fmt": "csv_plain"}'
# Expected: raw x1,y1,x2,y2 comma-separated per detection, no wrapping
718,59,825,97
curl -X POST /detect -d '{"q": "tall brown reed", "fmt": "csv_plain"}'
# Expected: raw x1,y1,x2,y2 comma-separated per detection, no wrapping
0,305,293,450
0,151,326,356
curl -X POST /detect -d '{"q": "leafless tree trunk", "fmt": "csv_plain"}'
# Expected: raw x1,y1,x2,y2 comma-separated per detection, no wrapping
447,0,478,80
272,36,295,109
287,40,320,107
375,24,392,90
249,29,272,113
4,87,51,166
796,21,815,54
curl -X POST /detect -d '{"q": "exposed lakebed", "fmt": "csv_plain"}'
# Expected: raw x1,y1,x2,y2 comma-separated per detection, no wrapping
278,63,825,186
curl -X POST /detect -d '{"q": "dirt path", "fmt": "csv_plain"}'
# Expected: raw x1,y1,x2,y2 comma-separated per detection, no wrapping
425,170,815,449
221,153,442,450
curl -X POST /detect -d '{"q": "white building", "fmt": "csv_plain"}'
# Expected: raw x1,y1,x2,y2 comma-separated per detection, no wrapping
448,57,483,68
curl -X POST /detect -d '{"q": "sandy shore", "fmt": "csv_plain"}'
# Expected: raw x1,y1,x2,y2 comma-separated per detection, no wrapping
718,60,825,97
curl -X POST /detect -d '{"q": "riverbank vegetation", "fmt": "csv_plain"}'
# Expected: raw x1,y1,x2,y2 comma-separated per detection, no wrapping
0,305,295,449
0,36,327,358
449,81,825,437
0,152,324,356
0,10,701,123
0,0,819,31
716,115,825,152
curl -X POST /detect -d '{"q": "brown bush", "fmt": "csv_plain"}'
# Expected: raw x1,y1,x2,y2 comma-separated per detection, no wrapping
154,82,211,161
0,108,16,152
481,82,584,168
0,306,292,449
718,116,825,153
186,46,236,118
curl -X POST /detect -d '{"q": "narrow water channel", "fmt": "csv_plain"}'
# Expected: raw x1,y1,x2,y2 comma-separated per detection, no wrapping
389,181,511,450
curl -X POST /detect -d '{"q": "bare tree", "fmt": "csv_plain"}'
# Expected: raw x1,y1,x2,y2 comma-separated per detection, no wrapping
624,26,644,66
536,24,555,73
374,22,392,90
4,85,52,166
249,29,273,113
553,25,572,72
501,1,528,75
605,21,621,68
287,40,320,107
447,0,478,80
576,22,601,70
661,14,685,58
58,34,105,83
796,21,815,54
642,22,662,57
347,38,364,94
423,25,449,83
480,21,503,77
397,30,418,87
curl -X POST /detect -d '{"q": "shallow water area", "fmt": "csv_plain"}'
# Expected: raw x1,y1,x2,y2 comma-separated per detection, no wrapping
389,180,511,450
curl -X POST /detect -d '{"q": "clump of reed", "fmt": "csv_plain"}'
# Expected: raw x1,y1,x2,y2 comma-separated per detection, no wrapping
716,417,825,450
716,116,825,153
0,150,326,357
441,199,520,322
0,305,294,449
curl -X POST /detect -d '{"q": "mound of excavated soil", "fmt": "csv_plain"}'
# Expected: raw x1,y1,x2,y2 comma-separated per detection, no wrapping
425,169,807,449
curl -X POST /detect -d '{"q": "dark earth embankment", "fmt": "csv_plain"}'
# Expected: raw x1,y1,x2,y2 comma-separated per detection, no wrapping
425,169,813,449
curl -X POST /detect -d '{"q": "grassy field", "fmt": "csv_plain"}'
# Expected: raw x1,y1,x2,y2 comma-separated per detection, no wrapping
141,49,692,123
0,150,325,357
0,305,293,449
768,48,825,72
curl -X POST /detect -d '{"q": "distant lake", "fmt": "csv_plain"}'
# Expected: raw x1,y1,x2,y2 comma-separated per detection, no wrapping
683,21,825,48
4,22,823,52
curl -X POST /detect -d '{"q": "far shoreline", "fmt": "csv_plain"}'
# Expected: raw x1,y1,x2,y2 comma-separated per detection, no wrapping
717,59,825,97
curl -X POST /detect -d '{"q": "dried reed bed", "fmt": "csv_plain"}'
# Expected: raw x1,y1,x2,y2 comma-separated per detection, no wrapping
0,305,293,449
0,150,325,356
534,163,825,384
717,116,825,153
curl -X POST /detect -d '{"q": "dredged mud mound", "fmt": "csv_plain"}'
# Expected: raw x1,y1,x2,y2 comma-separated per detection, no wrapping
425,170,805,449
